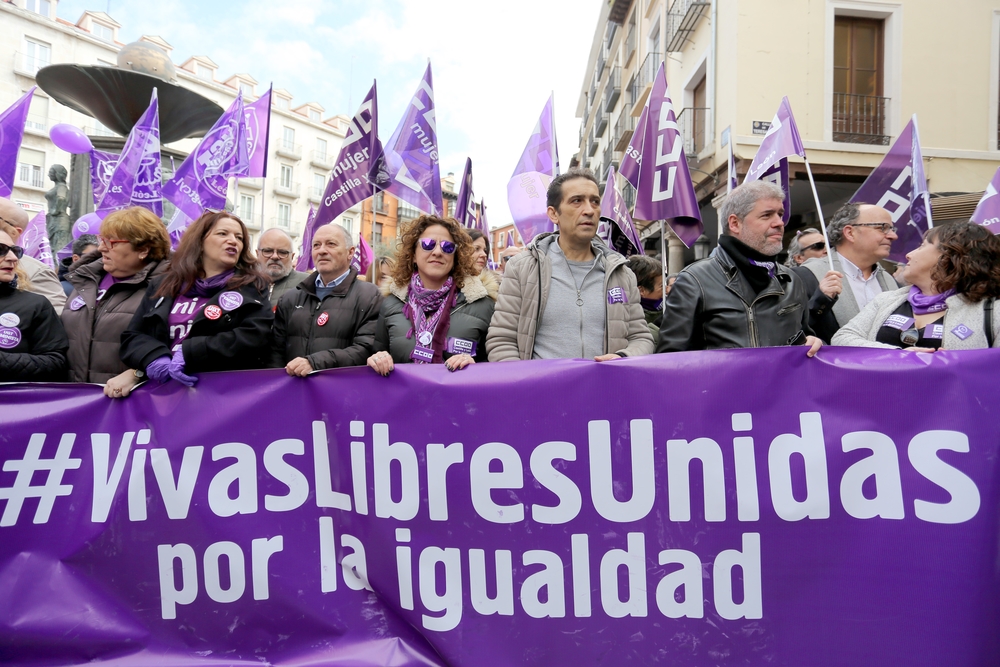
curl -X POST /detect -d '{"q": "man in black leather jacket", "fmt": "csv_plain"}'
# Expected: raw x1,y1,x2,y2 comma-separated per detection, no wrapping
656,181,822,355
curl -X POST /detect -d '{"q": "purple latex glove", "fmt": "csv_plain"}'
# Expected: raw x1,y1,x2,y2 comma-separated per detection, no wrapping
168,348,198,387
146,356,171,383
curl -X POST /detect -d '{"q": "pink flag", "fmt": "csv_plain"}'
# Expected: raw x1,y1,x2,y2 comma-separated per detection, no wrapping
244,85,272,178
20,210,53,269
0,87,35,198
296,206,317,272
351,234,374,276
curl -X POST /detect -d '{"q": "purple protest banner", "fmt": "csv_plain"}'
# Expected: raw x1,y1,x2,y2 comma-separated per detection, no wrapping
163,93,249,230
600,166,642,256
1,348,999,666
351,233,374,275
0,87,35,197
726,128,738,193
632,63,702,247
744,97,805,183
454,158,476,228
619,103,647,191
97,89,162,217
296,205,317,272
316,83,383,226
508,95,559,244
971,165,1000,232
244,85,272,178
89,149,118,206
381,65,442,216
19,210,53,269
849,116,928,262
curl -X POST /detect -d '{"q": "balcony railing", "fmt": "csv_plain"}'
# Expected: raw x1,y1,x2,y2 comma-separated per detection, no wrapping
603,143,619,180
308,186,325,203
832,93,889,145
590,77,597,109
270,216,292,229
630,52,662,112
676,106,710,157
594,108,609,138
624,25,636,66
274,181,301,197
587,134,598,158
597,49,606,79
666,0,710,52
604,66,621,112
17,166,44,189
275,141,301,160
614,111,636,151
310,150,334,169
24,113,47,133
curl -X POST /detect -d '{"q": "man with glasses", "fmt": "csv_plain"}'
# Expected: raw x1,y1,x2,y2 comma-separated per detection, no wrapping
784,228,828,267
792,203,900,342
257,228,308,304
0,197,66,314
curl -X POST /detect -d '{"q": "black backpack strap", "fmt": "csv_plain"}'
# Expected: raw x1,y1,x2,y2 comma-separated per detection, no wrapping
985,297,995,348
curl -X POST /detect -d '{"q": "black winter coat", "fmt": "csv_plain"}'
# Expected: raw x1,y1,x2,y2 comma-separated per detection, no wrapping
0,284,69,381
120,278,273,373
269,269,382,369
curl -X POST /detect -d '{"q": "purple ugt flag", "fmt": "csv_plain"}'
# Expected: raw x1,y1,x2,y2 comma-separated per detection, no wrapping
163,93,249,229
98,89,161,217
0,87,35,198
351,234,374,276
20,210,53,269
89,149,118,206
507,96,560,244
296,206,317,272
381,64,442,216
619,103,648,191
244,85,272,178
316,83,383,226
632,62,703,247
971,165,1000,232
454,158,476,228
744,96,806,183
601,167,642,256
849,116,929,262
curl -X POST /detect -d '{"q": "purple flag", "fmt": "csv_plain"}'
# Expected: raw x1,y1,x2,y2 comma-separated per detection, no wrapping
381,65,442,216
89,149,118,206
757,160,791,223
296,206,317,272
0,87,35,198
849,116,929,262
476,198,489,238
506,230,515,248
507,96,560,244
97,89,161,217
619,103,648,191
163,93,250,228
632,63,703,247
726,129,738,193
244,85,272,178
20,210,53,269
351,234,374,275
601,167,642,256
971,165,1000,232
316,83,383,226
744,97,806,183
454,158,476,228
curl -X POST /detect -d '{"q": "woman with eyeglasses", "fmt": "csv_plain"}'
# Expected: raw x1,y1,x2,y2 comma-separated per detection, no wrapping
0,227,68,381
367,215,496,375
61,207,171,397
120,210,273,386
833,222,1000,351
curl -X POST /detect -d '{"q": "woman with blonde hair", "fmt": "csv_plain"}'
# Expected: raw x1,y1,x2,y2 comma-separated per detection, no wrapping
0,227,68,381
62,206,171,397
367,215,497,375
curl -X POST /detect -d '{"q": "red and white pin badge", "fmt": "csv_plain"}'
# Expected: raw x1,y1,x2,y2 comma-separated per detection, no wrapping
204,305,223,320
317,312,329,326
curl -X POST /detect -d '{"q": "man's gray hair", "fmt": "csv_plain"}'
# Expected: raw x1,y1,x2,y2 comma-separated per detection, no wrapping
825,202,862,248
719,181,785,235
257,227,294,248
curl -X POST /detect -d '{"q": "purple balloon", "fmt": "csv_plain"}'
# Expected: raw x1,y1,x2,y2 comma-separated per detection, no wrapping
73,212,102,239
49,123,94,154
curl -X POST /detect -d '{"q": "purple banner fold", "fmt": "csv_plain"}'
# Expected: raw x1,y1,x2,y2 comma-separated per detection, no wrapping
381,65,442,216
97,89,162,217
600,166,642,256
454,158,476,228
20,209,53,268
244,85,272,179
89,149,119,206
744,97,805,183
619,103,647,191
971,165,1000,232
0,87,35,198
351,233,374,275
296,205,317,272
508,96,559,244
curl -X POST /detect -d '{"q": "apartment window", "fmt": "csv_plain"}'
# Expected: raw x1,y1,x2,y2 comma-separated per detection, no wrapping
308,108,321,122
239,82,254,98
26,94,48,132
17,149,45,188
277,203,291,228
22,37,51,75
276,97,290,110
373,222,383,244
691,76,707,155
91,22,114,42
648,20,661,55
25,0,50,17
240,194,255,222
398,201,420,221
374,191,385,213
282,126,295,151
280,164,293,188
315,137,328,161
195,63,213,81
833,17,887,145
313,172,325,197
342,217,353,235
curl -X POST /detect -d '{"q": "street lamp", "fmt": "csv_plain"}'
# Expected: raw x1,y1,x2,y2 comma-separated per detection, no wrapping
694,234,711,260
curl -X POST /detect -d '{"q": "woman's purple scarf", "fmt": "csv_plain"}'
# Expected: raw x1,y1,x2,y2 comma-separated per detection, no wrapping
184,270,235,298
908,285,956,315
403,273,455,364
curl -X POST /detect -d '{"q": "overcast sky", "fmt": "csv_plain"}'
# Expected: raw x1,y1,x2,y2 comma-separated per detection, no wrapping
56,0,602,227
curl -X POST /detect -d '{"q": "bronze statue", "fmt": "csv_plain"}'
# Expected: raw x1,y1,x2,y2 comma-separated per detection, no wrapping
45,164,71,253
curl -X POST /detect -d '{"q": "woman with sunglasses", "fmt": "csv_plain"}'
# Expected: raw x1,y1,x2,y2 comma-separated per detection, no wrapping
0,227,68,381
61,207,171,398
833,222,1000,351
367,215,496,375
120,211,272,386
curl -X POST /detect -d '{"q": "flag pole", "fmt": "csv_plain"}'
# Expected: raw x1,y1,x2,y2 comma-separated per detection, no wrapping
911,114,933,229
660,220,667,315
803,158,836,273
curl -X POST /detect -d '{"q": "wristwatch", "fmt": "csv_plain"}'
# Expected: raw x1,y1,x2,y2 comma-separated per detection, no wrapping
133,369,146,379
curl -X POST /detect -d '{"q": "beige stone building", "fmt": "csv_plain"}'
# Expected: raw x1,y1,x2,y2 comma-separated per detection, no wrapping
0,0,361,252
576,0,1000,272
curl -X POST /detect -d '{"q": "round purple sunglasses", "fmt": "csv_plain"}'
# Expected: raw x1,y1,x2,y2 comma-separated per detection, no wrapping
419,238,456,254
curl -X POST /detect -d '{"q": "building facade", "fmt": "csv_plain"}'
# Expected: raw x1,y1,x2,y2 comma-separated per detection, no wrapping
576,0,1000,272
0,0,360,252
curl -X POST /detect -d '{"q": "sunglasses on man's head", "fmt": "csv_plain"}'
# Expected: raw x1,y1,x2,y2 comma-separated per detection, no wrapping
419,238,456,254
0,243,24,259
802,241,826,252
